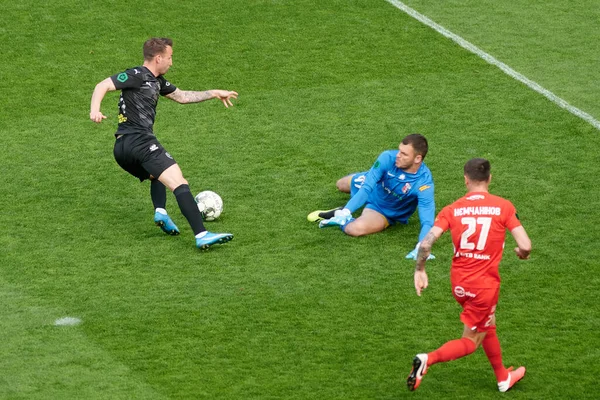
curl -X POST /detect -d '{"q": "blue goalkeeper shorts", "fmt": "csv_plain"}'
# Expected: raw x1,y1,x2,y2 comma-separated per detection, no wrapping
349,172,413,226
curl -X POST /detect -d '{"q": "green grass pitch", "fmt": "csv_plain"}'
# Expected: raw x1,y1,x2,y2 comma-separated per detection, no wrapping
1,0,598,398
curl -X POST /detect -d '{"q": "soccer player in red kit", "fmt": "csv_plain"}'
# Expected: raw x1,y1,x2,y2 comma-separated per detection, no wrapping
406,158,532,392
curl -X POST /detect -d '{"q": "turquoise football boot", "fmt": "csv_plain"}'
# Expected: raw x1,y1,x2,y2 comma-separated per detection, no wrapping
154,211,180,236
196,231,233,249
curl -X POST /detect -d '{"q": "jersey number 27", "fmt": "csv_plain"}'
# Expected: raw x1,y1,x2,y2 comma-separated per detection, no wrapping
460,217,492,251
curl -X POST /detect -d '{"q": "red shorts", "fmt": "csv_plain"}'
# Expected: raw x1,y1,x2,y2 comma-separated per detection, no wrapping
452,285,499,332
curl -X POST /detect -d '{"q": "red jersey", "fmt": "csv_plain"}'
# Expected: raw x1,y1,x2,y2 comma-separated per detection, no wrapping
434,192,522,288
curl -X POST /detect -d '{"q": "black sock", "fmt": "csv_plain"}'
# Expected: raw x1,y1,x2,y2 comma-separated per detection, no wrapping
151,179,167,210
320,207,343,219
174,184,205,235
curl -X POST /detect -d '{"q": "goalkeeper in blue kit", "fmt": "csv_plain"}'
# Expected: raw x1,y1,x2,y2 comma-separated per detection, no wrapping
308,134,436,259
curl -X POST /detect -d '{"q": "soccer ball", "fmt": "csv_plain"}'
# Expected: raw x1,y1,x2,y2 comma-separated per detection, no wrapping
195,190,223,221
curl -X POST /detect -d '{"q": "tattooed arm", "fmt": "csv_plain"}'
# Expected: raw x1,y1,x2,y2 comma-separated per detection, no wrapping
165,89,238,107
415,228,443,270
414,226,444,296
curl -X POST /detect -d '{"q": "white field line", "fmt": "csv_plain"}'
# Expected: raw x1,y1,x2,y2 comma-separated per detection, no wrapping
385,0,600,131
55,316,82,326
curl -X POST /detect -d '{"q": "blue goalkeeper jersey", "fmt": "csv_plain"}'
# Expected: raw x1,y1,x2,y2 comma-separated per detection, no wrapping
344,150,435,242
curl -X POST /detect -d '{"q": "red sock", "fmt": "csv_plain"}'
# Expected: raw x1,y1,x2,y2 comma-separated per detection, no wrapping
482,328,508,382
427,338,477,366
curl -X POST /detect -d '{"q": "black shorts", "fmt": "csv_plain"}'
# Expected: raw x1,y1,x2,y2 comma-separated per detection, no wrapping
113,133,177,182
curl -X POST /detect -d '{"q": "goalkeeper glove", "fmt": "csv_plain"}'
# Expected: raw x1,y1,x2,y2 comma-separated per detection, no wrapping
405,243,436,260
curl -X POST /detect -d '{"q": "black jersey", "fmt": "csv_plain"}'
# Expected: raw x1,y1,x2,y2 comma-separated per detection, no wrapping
110,66,177,135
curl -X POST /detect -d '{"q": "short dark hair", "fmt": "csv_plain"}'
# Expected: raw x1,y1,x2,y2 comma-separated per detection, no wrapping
464,158,491,182
401,133,428,160
143,37,173,61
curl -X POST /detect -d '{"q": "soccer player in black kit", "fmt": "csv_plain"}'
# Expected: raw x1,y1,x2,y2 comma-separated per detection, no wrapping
90,37,236,249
